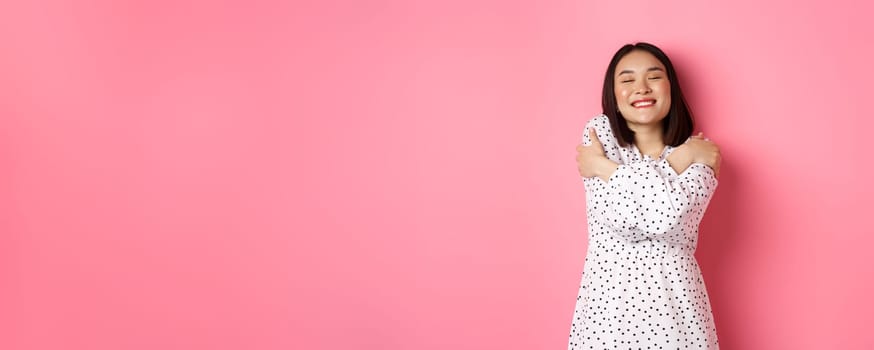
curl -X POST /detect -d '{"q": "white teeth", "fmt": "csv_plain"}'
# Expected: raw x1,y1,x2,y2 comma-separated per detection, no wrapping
633,100,655,107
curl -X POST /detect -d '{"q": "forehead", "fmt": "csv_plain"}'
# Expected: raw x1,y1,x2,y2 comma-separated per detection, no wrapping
615,50,666,75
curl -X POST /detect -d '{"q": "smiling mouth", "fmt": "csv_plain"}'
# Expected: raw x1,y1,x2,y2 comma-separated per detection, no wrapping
631,99,656,108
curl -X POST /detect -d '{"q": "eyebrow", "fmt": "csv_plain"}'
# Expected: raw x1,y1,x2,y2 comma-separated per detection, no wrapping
617,67,665,75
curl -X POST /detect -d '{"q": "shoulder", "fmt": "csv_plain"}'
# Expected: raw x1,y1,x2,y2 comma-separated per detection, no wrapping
582,113,629,163
584,113,610,131
582,113,616,145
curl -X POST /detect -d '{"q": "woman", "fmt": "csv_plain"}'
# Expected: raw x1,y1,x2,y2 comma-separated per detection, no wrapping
569,42,722,349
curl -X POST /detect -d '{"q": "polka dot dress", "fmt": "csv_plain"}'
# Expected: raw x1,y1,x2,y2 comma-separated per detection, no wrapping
568,115,720,349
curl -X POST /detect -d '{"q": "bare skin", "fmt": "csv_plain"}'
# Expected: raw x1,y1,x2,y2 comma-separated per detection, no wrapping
576,129,721,182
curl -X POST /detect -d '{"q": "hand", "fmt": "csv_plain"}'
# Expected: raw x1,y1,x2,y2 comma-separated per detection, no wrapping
683,132,721,177
576,128,618,181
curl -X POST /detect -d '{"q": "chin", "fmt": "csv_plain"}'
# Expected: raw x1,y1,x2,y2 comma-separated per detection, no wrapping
624,115,666,127
622,107,666,120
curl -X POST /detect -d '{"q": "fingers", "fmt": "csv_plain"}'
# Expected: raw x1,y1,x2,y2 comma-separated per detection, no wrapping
690,132,713,142
588,128,601,145
577,128,600,150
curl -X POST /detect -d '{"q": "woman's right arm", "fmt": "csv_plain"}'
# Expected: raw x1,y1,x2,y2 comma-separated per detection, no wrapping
594,156,719,242
666,134,722,177
582,132,721,242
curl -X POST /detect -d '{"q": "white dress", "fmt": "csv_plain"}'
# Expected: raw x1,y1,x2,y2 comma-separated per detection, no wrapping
568,115,720,349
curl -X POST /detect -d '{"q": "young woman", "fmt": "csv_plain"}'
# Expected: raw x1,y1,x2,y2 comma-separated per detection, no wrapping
569,42,722,349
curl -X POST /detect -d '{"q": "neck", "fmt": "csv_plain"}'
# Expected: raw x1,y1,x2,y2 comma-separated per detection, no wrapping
629,123,665,157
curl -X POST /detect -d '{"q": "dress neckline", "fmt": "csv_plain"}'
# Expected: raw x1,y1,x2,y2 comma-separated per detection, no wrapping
631,143,672,161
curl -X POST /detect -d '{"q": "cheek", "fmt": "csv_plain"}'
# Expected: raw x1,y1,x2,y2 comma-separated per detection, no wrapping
614,87,629,102
660,89,671,106
657,81,671,95
656,83,671,105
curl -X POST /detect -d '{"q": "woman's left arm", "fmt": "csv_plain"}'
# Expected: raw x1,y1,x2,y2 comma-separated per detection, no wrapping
578,132,719,240
596,159,719,241
576,127,619,181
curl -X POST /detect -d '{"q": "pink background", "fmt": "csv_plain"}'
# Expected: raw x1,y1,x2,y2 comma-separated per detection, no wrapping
2,0,872,349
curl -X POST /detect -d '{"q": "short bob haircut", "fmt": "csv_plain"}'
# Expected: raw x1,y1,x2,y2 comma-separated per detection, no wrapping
602,42,694,148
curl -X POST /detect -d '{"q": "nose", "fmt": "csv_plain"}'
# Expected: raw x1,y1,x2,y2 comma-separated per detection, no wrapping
633,79,652,94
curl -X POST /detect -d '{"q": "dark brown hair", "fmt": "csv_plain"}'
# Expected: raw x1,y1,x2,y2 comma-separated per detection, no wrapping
602,42,694,147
